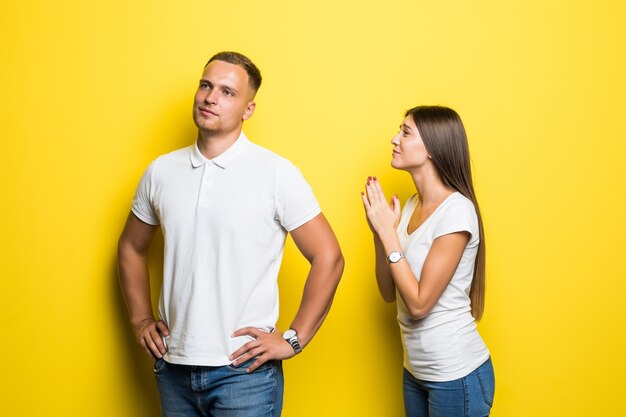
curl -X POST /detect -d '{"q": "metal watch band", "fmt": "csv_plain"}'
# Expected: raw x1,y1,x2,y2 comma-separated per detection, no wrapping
288,337,302,354
283,329,303,354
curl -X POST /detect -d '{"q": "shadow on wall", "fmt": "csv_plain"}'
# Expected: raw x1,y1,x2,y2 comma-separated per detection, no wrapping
110,229,165,417
108,94,194,417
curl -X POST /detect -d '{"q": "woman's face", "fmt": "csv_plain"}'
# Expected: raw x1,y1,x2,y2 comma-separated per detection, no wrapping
390,115,431,171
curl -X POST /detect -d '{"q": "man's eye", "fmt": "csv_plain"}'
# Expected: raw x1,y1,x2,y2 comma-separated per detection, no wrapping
224,90,234,96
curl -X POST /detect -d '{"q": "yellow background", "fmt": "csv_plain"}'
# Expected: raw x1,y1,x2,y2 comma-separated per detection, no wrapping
2,0,625,416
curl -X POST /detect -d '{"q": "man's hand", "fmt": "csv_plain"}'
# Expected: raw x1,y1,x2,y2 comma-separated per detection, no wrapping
133,318,170,360
229,328,295,373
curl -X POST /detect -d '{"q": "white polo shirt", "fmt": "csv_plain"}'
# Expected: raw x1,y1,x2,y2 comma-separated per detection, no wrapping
131,132,321,366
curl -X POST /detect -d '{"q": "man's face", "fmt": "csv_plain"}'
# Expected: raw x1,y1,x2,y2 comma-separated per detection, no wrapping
193,60,256,135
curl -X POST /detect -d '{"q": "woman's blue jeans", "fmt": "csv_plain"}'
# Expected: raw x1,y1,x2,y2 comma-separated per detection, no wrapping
403,357,495,417
154,358,284,417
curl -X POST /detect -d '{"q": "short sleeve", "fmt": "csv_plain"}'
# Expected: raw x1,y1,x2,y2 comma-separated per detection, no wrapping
274,160,321,231
433,198,478,246
131,161,160,226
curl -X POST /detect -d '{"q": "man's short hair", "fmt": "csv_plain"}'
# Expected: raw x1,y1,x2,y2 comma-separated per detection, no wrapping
206,51,262,93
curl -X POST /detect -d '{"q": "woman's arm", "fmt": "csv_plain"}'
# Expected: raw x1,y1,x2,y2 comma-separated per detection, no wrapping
374,234,396,302
362,177,469,319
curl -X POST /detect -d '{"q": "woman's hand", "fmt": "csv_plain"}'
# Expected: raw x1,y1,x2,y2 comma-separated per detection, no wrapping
361,176,401,239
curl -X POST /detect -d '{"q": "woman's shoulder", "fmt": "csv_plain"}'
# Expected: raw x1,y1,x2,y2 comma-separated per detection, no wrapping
434,192,478,230
443,192,476,214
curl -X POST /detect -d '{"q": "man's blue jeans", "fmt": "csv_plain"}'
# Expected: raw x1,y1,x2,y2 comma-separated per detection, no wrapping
403,357,495,417
154,358,284,417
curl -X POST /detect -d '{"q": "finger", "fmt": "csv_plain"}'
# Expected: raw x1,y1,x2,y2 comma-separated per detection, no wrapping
373,177,387,205
231,327,262,338
392,195,401,215
139,338,158,360
246,355,269,373
368,177,383,205
229,340,262,360
233,346,264,366
143,334,163,359
360,191,371,209
366,178,378,205
149,327,167,355
156,320,170,337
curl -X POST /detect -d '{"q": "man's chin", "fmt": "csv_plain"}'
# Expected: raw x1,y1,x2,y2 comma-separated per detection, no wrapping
194,118,218,132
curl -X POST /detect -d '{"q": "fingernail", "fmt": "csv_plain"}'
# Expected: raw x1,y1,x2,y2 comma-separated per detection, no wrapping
374,176,377,181
361,192,364,195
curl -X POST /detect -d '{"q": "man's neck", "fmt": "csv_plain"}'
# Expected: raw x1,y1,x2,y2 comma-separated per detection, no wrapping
196,128,242,160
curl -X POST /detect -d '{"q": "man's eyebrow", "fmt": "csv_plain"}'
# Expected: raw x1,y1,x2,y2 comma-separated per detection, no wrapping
199,78,239,93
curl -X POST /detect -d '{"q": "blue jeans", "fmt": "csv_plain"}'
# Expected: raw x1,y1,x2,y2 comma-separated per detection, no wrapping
154,358,284,417
403,357,495,417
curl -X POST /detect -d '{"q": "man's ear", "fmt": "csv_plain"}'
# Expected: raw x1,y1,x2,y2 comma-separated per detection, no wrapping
243,101,256,121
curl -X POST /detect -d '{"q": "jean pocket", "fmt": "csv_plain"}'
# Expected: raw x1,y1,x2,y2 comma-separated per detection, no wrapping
153,358,167,375
226,358,274,374
476,358,495,407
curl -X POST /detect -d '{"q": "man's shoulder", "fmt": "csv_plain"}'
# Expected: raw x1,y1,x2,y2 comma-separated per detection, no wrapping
155,145,193,163
245,141,294,168
147,145,194,171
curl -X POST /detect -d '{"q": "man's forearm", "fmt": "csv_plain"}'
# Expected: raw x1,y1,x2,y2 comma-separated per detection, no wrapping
288,252,344,348
118,244,155,327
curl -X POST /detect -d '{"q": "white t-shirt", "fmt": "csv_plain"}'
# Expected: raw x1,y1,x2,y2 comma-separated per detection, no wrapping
131,132,321,366
397,192,490,382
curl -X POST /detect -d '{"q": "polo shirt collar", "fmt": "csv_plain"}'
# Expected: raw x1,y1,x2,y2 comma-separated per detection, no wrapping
190,131,251,169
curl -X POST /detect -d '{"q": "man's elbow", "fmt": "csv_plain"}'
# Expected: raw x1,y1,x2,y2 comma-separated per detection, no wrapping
313,247,344,283
381,293,396,303
329,249,345,283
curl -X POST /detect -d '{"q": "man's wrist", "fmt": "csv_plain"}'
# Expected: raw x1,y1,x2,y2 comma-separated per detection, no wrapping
131,316,155,328
282,329,303,354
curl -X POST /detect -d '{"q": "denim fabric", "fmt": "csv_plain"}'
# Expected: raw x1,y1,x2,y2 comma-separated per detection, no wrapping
403,357,495,417
154,358,284,417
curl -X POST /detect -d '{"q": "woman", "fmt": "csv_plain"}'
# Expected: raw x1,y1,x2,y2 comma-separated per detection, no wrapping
361,106,494,417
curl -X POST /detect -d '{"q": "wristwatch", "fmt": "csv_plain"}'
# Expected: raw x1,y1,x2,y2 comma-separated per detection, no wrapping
386,250,405,264
282,329,303,354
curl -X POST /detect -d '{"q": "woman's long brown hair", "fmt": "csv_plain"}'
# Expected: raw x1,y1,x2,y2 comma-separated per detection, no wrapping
406,106,486,320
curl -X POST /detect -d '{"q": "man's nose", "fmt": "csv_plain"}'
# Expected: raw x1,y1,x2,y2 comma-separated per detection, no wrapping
204,89,218,104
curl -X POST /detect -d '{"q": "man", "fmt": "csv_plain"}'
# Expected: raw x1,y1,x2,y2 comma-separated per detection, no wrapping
118,51,344,417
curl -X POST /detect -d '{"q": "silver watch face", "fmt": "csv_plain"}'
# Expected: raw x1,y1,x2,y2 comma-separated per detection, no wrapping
283,329,296,340
388,251,402,263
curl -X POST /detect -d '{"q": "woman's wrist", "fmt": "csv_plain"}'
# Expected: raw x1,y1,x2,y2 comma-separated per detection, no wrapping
378,230,401,254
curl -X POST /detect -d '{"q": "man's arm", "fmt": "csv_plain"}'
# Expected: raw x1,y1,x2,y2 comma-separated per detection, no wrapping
118,212,169,359
230,213,344,372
